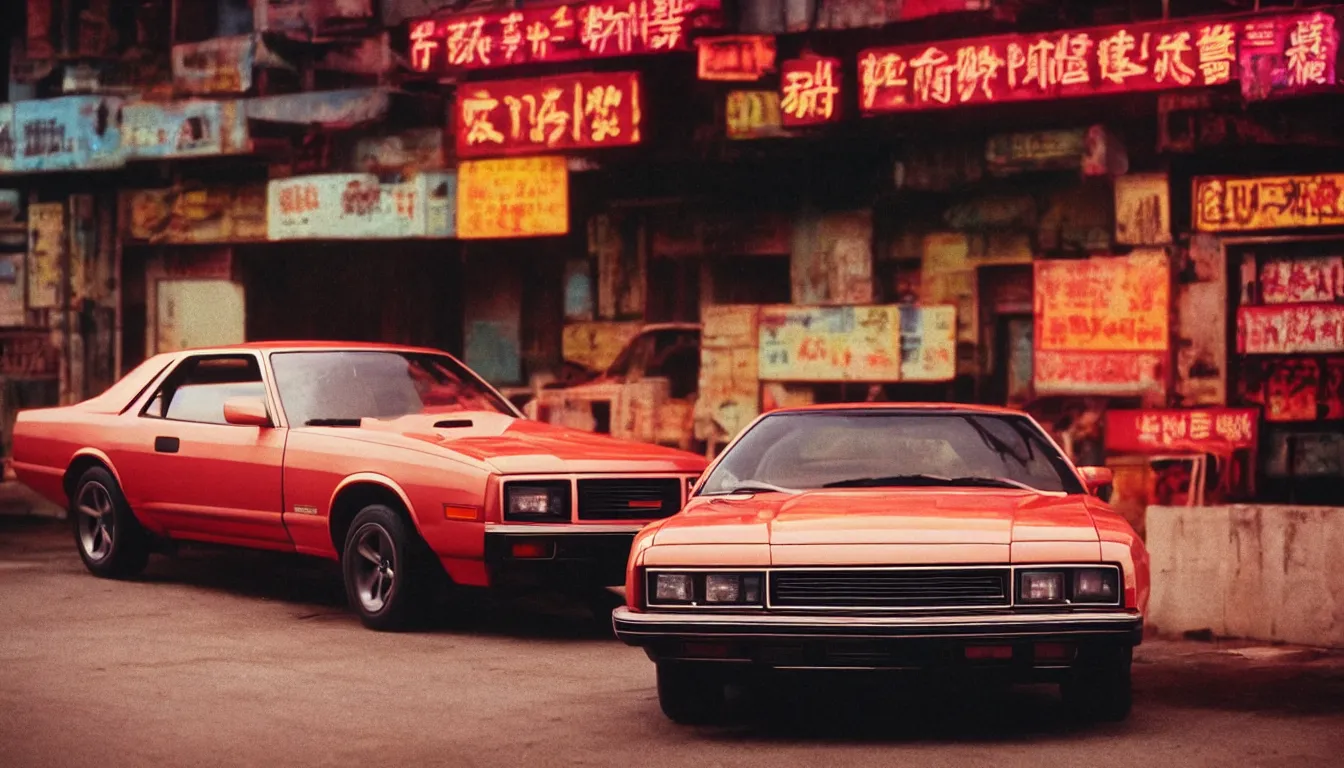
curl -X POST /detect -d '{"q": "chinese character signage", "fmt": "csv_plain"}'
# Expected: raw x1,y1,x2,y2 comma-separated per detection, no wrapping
697,35,776,81
267,173,457,240
1033,251,1169,395
8,97,125,173
1259,257,1344,304
172,36,255,95
126,185,268,244
122,101,250,160
1240,11,1338,101
725,91,788,139
857,11,1325,113
456,72,642,158
1238,304,1344,354
1104,408,1258,455
1193,173,1344,232
410,0,718,73
0,105,14,172
780,56,841,126
758,304,956,382
457,156,568,239
1114,173,1172,245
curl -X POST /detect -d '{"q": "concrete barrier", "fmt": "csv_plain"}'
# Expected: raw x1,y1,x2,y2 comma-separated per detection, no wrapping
1148,505,1344,649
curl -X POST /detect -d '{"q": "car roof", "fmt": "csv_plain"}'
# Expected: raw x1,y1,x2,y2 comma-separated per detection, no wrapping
764,402,1028,417
168,340,448,356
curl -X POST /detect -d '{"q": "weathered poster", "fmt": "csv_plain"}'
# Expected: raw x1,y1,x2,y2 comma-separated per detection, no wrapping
791,209,872,305
457,156,568,239
26,203,64,310
1115,173,1172,245
1259,257,1344,304
1105,408,1258,455
758,304,955,382
126,185,268,244
122,100,250,159
172,36,255,95
1237,304,1344,354
0,105,14,172
1176,235,1228,406
561,321,641,372
695,305,761,442
267,172,455,240
11,96,124,172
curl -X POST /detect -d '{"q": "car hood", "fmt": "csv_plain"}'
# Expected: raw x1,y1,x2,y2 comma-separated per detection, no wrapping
650,488,1101,549
317,411,706,474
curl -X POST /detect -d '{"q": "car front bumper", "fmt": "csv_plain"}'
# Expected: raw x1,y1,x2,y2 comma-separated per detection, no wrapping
613,607,1143,671
484,523,643,589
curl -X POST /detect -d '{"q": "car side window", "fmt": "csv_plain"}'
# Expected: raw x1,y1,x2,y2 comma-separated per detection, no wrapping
142,355,266,426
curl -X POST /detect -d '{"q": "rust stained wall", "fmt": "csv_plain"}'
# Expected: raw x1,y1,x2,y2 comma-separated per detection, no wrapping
1175,234,1228,406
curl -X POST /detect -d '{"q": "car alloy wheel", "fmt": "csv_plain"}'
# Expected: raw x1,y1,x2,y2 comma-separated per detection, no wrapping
351,523,397,614
75,480,117,563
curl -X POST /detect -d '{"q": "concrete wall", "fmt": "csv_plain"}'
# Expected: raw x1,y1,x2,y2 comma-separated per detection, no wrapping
1148,505,1344,649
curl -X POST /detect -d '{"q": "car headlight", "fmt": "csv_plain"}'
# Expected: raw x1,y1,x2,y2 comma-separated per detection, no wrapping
1073,568,1119,603
1018,567,1121,605
503,481,570,521
647,571,764,607
1019,571,1065,603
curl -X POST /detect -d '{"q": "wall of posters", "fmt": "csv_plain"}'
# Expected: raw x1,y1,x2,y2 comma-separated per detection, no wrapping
758,304,955,382
267,172,456,240
10,97,124,172
695,305,760,442
126,185,268,244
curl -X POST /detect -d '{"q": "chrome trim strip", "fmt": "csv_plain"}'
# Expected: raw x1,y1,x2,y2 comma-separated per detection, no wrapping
485,523,647,535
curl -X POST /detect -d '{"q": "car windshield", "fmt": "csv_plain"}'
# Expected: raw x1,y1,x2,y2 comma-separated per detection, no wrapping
270,350,519,427
697,410,1085,495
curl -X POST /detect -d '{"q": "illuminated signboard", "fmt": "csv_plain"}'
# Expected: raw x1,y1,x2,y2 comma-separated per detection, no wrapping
409,0,722,73
696,35,776,81
1193,173,1344,232
858,10,1338,113
455,71,643,158
780,56,842,126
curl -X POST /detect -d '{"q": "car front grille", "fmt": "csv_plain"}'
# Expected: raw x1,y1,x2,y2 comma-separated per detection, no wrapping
576,478,682,521
769,568,1011,609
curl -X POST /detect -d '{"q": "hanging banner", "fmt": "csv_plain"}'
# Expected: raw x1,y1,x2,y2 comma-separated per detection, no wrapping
27,203,64,309
267,172,457,240
9,97,125,172
1104,408,1258,455
857,10,1336,114
697,35,776,81
456,72,642,158
172,36,255,95
1033,251,1169,394
457,156,568,239
1193,173,1344,232
122,100,250,159
126,185,269,244
408,0,719,74
757,304,956,382
1238,304,1344,354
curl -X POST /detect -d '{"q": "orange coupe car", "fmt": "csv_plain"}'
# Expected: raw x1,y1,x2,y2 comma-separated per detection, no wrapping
10,342,706,631
613,403,1149,724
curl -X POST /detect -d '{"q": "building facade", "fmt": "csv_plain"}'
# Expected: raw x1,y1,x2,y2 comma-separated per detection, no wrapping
2,0,1342,525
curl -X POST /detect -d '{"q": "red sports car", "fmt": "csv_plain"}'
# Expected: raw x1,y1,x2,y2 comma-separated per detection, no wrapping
614,404,1148,723
10,342,707,630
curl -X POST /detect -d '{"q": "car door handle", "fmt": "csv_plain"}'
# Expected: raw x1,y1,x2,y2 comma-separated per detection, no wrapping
154,436,180,454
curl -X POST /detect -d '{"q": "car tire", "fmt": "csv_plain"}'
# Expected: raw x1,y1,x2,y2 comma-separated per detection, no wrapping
341,504,430,632
70,466,151,579
656,662,727,725
1061,647,1134,723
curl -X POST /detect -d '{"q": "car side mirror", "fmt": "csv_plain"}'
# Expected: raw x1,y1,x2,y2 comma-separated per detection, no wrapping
1078,466,1114,499
223,396,272,427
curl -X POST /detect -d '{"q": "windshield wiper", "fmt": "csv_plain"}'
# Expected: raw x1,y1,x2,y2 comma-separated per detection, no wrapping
821,474,1040,491
703,482,800,496
305,418,363,427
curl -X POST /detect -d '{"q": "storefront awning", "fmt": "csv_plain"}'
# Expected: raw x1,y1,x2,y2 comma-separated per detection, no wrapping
244,87,392,128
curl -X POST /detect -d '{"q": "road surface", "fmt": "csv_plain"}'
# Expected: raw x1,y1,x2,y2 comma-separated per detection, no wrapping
3,516,1343,768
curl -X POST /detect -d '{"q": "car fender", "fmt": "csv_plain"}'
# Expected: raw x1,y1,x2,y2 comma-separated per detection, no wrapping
327,472,426,539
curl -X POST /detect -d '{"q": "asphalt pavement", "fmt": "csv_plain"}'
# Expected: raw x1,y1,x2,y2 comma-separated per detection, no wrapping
3,515,1344,768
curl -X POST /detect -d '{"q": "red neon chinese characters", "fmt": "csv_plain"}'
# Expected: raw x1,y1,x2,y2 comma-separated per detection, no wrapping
857,11,1317,113
779,57,841,125
456,72,643,158
409,0,713,73
1104,408,1259,454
